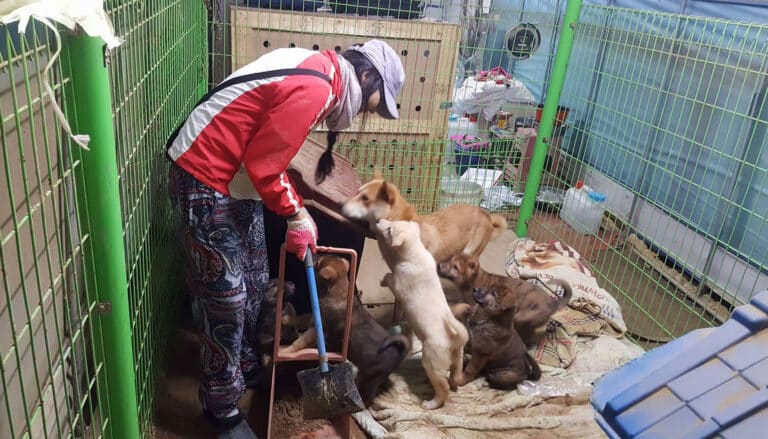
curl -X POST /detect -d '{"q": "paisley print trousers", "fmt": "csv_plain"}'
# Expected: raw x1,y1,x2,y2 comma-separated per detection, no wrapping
169,163,269,420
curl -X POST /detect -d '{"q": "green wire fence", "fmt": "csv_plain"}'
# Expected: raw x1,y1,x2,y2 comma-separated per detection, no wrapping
1,0,207,437
544,5,768,347
1,0,767,437
104,0,208,432
1,22,108,439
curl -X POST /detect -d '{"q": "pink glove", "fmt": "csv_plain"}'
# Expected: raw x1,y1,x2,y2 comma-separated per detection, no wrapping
285,207,318,261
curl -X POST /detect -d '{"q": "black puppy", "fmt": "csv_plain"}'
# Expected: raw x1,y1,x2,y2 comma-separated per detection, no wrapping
451,287,541,390
255,279,300,368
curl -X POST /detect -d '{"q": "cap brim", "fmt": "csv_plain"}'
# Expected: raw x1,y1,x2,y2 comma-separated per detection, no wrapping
382,87,399,119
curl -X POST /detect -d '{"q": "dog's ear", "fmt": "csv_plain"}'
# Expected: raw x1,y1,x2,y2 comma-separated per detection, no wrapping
497,288,517,311
378,181,398,203
372,168,384,180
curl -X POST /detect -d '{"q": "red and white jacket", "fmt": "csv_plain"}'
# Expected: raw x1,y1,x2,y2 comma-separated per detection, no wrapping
167,48,342,217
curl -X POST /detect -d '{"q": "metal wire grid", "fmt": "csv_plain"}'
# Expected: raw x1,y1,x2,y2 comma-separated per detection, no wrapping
105,0,208,433
0,24,107,439
221,2,767,347
544,6,768,345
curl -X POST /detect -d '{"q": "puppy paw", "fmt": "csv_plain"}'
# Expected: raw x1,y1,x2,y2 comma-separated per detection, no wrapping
449,372,467,389
421,398,444,410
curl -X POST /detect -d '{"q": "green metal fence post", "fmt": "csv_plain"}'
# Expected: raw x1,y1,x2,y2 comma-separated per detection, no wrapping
516,0,584,237
60,34,140,439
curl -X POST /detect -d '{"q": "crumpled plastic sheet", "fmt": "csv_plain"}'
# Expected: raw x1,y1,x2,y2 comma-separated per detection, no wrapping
452,76,536,121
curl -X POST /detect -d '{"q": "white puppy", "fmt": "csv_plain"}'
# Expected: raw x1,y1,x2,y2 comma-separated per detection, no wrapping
375,219,468,409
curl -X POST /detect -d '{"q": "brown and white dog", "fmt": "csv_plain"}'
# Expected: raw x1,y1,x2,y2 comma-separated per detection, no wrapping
283,255,410,404
375,219,468,409
451,288,541,390
340,172,507,263
438,253,572,345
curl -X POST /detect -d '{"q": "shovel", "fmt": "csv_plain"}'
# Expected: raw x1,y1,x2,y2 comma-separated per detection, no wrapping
296,249,365,420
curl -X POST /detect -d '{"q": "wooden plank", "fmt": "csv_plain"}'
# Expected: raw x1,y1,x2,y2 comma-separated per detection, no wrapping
232,7,457,41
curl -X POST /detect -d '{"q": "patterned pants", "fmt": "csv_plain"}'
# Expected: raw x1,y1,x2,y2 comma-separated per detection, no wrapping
169,163,269,420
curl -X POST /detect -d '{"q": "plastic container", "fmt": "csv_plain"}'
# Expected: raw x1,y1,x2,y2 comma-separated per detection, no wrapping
444,115,478,171
438,177,483,209
592,289,768,439
559,181,607,234
451,135,489,176
447,115,478,143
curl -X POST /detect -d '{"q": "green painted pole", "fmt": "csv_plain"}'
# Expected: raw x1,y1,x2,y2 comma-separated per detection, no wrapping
61,35,140,439
516,0,584,237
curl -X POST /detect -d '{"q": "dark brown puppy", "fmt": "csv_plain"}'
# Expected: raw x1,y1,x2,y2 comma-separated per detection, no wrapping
285,255,410,404
438,253,572,345
450,287,541,389
256,279,300,368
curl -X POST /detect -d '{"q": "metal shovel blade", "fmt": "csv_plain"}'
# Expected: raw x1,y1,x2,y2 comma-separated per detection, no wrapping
296,362,365,420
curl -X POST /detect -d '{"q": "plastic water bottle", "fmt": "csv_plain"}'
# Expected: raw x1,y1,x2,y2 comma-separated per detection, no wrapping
560,181,607,234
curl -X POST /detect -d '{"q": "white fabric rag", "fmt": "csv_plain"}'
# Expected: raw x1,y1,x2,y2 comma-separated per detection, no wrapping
1,0,124,150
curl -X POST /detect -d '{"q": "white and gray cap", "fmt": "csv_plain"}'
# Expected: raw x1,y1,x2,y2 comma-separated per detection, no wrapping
348,39,405,119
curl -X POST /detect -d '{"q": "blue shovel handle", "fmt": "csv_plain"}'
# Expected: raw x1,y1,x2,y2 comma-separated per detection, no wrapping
304,248,329,373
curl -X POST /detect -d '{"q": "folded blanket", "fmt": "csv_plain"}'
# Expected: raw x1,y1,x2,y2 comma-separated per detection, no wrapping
506,238,628,368
355,335,644,439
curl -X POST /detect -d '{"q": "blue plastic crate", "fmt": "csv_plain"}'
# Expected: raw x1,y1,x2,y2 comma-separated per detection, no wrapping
592,290,768,439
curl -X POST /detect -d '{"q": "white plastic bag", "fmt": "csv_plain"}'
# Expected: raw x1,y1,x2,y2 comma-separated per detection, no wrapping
1,0,123,150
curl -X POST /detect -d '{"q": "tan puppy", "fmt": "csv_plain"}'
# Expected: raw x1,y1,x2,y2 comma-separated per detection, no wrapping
341,172,507,263
375,219,469,410
438,253,572,345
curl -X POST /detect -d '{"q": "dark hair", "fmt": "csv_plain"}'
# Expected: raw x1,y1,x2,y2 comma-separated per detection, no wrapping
315,46,391,185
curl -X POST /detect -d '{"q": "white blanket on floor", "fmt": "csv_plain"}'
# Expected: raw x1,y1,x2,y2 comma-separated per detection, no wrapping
353,335,643,438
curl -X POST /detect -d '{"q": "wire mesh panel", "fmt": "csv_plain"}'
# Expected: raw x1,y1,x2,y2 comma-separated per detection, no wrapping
105,0,208,434
0,23,107,439
540,7,768,347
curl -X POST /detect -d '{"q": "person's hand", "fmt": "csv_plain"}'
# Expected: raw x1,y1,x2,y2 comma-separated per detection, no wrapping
285,207,318,261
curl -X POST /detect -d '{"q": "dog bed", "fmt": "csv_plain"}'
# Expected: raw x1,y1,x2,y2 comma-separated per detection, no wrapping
352,238,643,438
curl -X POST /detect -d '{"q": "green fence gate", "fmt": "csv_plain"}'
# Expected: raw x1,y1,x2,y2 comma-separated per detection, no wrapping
1,0,207,437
